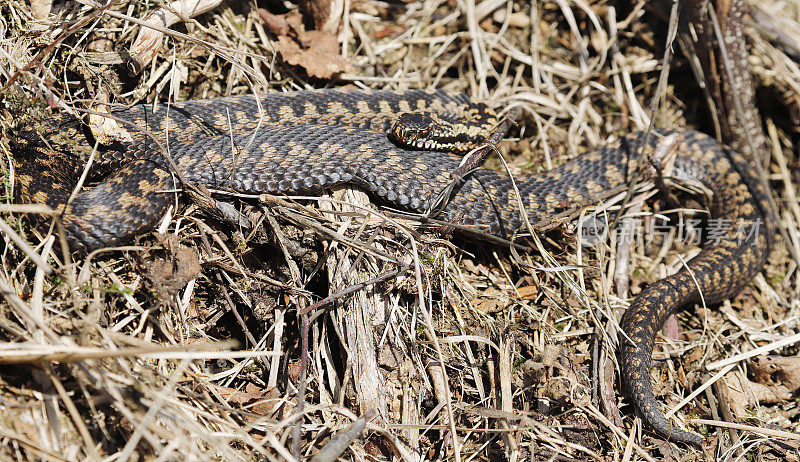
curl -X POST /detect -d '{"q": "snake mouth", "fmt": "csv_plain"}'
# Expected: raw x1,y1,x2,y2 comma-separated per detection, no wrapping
388,122,429,149
388,113,434,150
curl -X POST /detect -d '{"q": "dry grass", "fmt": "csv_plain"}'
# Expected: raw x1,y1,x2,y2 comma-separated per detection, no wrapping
0,0,798,460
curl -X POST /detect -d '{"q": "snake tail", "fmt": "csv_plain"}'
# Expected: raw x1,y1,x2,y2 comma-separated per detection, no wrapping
619,133,774,444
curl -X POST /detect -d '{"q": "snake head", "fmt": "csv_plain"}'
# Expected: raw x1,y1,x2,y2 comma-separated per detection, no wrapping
389,111,488,154
389,112,433,150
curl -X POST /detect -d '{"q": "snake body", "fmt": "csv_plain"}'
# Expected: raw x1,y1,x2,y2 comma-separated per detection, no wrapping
11,89,773,444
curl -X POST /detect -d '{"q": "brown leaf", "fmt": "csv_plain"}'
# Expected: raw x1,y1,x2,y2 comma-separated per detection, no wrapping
725,369,792,418
750,355,800,393
263,10,349,79
474,288,509,313
274,34,349,79
258,9,290,36
214,384,283,417
297,29,338,53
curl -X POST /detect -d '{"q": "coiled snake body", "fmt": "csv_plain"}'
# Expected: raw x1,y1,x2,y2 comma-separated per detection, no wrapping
11,89,773,445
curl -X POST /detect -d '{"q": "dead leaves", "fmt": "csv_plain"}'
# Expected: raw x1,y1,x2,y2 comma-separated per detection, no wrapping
474,288,510,314
724,355,800,418
750,355,800,394
213,383,286,419
275,33,347,79
474,285,537,314
139,234,202,303
259,9,349,79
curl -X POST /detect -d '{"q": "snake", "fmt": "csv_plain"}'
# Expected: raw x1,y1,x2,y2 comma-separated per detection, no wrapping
9,88,774,445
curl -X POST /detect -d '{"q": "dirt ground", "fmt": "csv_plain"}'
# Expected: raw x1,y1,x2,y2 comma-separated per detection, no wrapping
0,0,799,460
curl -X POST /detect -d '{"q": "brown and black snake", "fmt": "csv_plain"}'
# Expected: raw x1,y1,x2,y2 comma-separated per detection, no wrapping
9,88,774,445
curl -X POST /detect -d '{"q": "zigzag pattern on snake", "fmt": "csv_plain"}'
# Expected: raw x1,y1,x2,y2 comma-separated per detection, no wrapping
10,88,774,445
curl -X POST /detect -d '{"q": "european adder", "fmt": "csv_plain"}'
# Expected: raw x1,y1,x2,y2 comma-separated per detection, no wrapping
10,88,774,445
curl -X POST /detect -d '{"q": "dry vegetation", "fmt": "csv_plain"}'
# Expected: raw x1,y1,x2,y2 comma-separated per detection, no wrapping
0,0,799,460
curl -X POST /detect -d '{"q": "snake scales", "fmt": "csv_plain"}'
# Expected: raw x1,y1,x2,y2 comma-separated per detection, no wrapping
11,88,774,445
